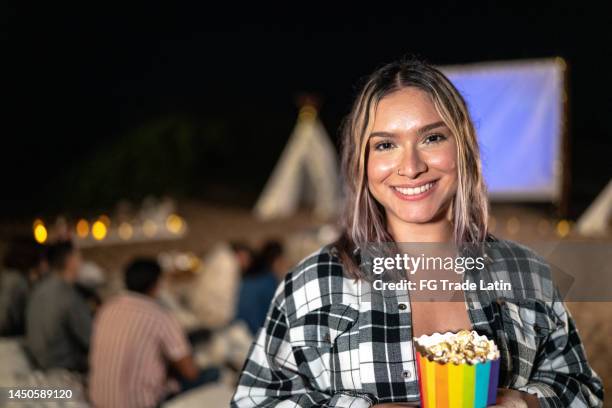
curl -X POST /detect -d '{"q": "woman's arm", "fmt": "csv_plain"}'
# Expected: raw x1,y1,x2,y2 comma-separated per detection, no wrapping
512,296,604,407
231,298,374,407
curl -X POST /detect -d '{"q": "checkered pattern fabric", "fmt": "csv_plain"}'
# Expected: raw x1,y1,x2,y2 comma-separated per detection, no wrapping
231,238,604,407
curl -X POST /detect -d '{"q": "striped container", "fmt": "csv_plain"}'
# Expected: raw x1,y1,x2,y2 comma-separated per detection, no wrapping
416,352,500,408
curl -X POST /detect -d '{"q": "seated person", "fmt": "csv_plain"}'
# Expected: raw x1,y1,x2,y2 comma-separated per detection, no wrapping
25,240,90,372
0,235,48,336
89,258,219,408
236,240,285,335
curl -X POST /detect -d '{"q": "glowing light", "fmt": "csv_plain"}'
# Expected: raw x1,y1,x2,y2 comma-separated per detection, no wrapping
173,252,200,271
507,217,520,235
92,221,108,241
556,220,570,238
298,104,317,121
187,252,200,270
33,219,47,244
175,253,191,270
118,222,133,240
98,214,111,227
76,219,89,238
143,220,158,237
166,214,184,234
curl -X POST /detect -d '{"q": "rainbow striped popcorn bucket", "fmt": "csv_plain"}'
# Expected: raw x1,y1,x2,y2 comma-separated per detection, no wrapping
415,331,501,408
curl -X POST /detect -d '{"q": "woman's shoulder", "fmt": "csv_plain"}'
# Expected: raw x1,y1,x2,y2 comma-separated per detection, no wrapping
485,235,549,268
275,244,359,321
484,235,557,301
286,244,345,278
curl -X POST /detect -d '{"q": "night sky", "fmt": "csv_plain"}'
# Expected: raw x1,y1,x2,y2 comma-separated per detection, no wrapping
3,4,611,219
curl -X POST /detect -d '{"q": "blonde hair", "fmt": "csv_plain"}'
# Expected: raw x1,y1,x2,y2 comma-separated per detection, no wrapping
335,57,489,279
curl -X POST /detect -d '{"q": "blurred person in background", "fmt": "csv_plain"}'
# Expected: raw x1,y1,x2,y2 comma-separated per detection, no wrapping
259,239,289,282
189,243,243,329
0,235,48,336
74,261,105,315
25,240,91,372
236,240,286,335
230,241,254,275
89,258,219,408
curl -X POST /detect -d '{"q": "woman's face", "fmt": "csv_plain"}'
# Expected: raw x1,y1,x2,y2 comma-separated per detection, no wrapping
367,87,458,229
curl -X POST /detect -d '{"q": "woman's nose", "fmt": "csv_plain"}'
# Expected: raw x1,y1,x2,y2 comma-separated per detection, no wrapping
397,146,427,178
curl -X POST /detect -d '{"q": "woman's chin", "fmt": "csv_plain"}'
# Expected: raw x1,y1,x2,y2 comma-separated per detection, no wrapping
389,199,451,227
393,212,439,226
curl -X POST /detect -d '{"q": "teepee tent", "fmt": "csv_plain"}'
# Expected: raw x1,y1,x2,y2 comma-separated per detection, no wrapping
576,179,612,236
254,105,340,220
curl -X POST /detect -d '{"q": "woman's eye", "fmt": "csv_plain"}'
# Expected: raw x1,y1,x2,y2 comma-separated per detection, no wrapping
374,141,395,151
424,134,447,144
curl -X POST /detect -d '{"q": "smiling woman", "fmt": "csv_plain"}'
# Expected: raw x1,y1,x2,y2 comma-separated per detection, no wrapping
367,89,458,239
336,60,488,270
231,58,604,408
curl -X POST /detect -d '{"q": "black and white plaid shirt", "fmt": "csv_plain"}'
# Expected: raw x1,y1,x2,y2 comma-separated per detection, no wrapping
231,238,604,407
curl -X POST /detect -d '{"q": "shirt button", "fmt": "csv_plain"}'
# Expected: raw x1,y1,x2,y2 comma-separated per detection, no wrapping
402,370,412,379
324,333,331,342
398,303,407,311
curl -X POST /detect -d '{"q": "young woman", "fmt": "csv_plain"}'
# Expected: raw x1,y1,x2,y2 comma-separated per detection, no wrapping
231,59,603,407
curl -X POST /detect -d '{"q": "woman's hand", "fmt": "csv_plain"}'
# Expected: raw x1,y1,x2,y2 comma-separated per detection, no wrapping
488,388,539,407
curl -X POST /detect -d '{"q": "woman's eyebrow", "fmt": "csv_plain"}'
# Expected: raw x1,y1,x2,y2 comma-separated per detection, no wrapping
369,131,395,139
417,121,447,135
369,121,447,139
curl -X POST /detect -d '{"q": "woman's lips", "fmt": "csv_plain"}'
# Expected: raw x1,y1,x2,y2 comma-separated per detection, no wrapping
391,180,438,201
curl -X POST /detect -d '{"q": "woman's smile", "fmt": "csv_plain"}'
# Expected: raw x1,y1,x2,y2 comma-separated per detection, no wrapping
391,179,439,200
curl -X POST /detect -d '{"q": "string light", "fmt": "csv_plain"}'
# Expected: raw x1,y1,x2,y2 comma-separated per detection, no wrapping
76,219,89,238
33,219,47,244
166,214,184,234
92,220,107,240
298,104,317,121
118,222,133,240
556,220,571,238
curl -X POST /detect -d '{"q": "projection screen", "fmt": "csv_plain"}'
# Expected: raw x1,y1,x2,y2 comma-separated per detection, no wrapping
440,58,566,202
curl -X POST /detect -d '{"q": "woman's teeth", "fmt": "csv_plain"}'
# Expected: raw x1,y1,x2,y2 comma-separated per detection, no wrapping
393,181,436,196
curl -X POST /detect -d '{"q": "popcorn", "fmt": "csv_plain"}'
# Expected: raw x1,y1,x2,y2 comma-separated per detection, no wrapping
415,330,500,365
415,330,501,407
